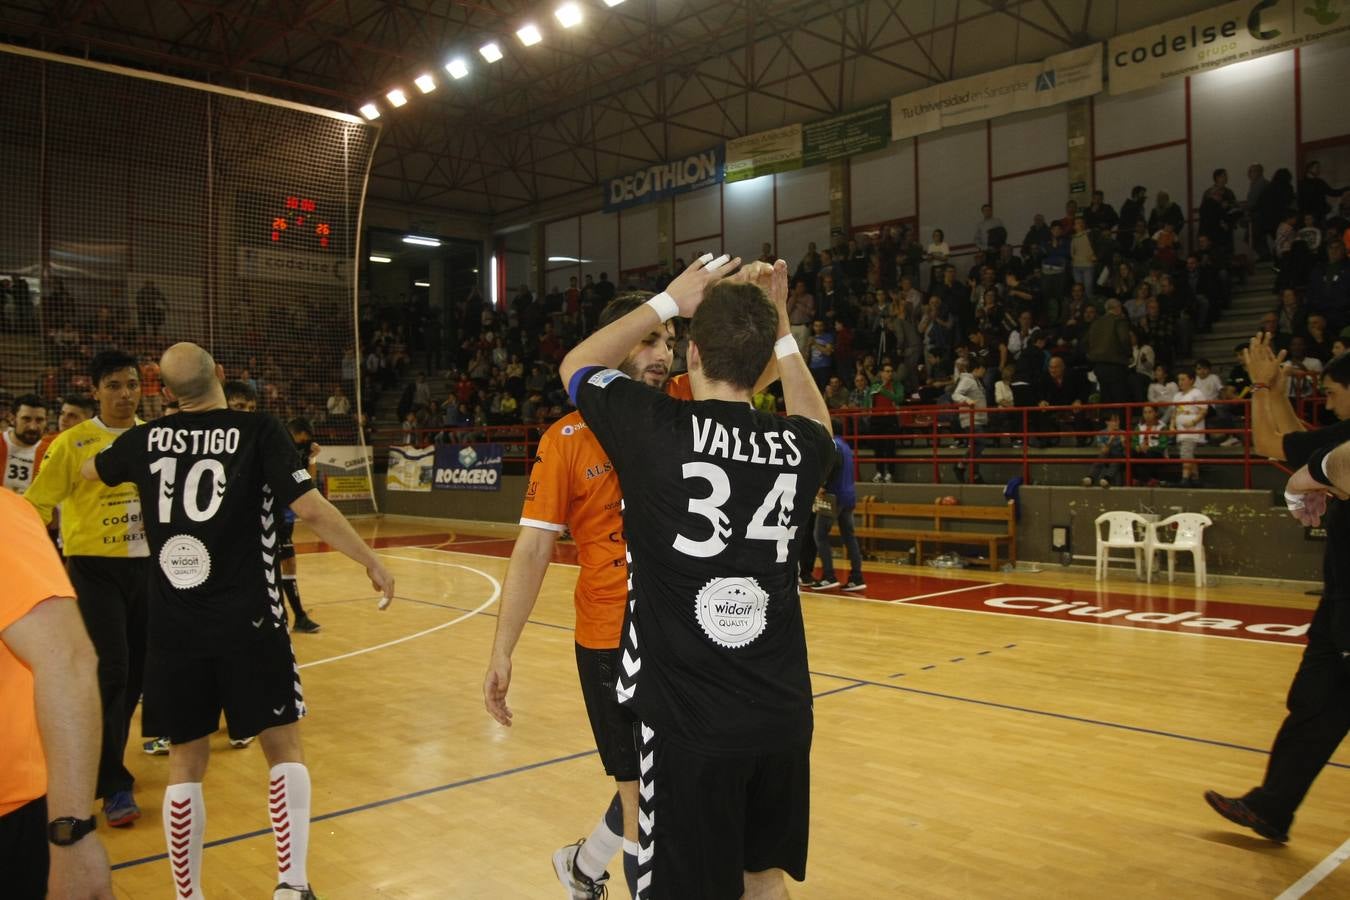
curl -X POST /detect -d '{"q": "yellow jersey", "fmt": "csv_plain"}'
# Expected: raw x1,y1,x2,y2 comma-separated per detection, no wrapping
24,417,149,558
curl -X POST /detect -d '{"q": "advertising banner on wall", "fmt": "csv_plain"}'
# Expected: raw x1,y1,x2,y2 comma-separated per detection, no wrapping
604,146,724,212
1107,0,1350,95
237,246,352,285
889,44,1102,141
433,442,503,491
802,104,891,167
725,124,804,183
315,445,374,501
386,445,434,492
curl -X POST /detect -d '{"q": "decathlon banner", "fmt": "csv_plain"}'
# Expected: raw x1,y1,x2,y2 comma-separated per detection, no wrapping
1108,0,1350,95
724,124,803,183
433,442,503,491
386,445,434,492
315,445,373,501
890,44,1102,141
604,146,724,212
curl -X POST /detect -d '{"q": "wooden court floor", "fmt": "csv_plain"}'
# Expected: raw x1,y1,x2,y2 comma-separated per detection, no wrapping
101,516,1350,899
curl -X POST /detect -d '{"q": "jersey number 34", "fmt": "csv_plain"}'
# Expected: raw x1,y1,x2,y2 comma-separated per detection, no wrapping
673,461,797,562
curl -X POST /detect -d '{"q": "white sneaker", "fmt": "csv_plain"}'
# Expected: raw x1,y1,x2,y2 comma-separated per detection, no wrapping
552,840,610,899
1081,476,1092,486
842,580,868,592
1221,436,1241,447
273,884,316,900
812,578,841,590
872,472,884,483
883,472,893,483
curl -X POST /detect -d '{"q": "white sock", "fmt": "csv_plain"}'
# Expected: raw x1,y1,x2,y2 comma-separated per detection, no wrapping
269,763,311,888
163,782,205,899
575,807,623,880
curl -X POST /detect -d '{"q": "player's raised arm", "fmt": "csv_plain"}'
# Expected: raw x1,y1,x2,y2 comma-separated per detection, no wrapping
288,490,395,607
560,253,739,394
767,259,832,434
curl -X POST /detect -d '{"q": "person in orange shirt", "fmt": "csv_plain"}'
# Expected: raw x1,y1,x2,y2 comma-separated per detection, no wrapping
139,360,163,419
484,291,679,898
0,488,112,899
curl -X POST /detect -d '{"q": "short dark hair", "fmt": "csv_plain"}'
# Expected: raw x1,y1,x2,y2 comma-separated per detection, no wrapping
688,282,778,391
14,393,45,412
223,379,257,402
1176,366,1196,380
62,395,96,414
286,416,314,437
1195,358,1211,369
1323,352,1350,389
598,290,655,329
1213,168,1227,180
89,350,139,387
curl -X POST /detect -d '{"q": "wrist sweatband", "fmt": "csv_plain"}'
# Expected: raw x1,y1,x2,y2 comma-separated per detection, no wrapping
774,334,800,359
1307,445,1336,487
1284,490,1307,511
646,292,679,323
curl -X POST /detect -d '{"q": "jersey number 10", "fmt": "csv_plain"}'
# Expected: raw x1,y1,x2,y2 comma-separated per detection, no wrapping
673,461,798,562
149,457,228,524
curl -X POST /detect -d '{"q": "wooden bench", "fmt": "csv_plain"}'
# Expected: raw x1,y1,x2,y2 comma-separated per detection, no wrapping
831,498,1017,570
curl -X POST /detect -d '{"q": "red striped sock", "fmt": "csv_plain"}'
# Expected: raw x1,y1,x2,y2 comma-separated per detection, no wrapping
163,782,204,899
269,763,311,888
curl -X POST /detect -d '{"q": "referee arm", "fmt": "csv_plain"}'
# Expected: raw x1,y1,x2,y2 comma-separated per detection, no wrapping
289,490,395,607
483,525,561,727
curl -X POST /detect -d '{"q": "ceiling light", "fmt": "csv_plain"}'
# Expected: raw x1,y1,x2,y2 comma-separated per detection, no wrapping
402,235,442,247
516,24,542,46
386,88,408,107
359,103,381,120
555,2,583,27
414,73,436,93
369,255,392,263
479,41,503,62
414,280,431,287
603,0,626,6
446,58,470,79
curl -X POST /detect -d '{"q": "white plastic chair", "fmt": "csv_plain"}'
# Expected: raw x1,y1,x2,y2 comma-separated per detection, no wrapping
1148,513,1212,586
1094,512,1152,582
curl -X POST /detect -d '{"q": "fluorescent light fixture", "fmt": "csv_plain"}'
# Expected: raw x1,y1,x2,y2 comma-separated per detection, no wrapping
547,255,593,264
479,41,503,62
402,235,442,247
369,255,392,263
516,24,542,46
414,280,431,287
414,73,436,93
386,88,408,107
445,58,470,79
359,103,381,120
490,255,498,308
603,0,625,6
555,2,583,27
471,268,479,273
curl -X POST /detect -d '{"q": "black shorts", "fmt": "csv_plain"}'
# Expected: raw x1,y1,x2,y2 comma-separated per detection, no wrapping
575,644,639,782
142,625,305,744
636,723,810,899
277,517,296,562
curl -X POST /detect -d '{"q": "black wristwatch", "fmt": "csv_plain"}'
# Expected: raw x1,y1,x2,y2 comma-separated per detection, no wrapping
48,815,97,846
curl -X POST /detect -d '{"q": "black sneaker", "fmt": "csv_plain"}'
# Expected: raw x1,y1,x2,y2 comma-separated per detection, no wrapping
811,578,841,590
1203,790,1289,842
292,615,321,634
842,580,867,592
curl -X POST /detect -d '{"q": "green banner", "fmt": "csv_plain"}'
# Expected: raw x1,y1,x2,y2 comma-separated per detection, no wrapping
802,104,891,167
724,124,802,183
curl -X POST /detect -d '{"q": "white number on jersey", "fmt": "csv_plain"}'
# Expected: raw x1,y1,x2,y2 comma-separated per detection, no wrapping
672,462,799,561
150,457,227,524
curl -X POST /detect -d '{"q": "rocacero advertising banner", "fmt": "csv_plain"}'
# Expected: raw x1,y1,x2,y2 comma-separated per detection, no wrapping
434,442,503,491
1108,0,1350,94
889,44,1102,141
604,147,724,212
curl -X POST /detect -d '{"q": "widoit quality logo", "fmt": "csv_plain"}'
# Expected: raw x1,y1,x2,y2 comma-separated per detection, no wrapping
695,576,769,648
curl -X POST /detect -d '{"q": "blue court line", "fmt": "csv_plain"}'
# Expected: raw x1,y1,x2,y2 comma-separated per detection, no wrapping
809,668,1350,771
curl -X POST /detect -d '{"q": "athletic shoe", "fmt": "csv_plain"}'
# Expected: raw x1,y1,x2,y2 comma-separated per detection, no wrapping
230,736,256,749
872,472,884,483
292,615,321,634
1203,790,1289,843
273,884,318,900
842,580,867,592
1081,477,1092,486
812,578,841,590
103,790,141,828
1221,436,1241,447
1099,478,1111,488
552,839,610,899
142,737,170,756
883,472,893,483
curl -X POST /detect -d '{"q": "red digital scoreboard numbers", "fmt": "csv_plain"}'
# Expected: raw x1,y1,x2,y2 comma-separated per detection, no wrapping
270,195,331,249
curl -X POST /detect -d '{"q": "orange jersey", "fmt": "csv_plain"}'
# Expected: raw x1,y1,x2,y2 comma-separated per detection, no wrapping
0,488,77,814
666,372,693,400
520,411,626,648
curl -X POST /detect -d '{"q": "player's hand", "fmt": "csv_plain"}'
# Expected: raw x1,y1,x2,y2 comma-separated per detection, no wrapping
1285,484,1327,526
665,253,741,317
1244,331,1286,389
48,837,114,899
308,442,322,463
368,562,395,609
727,260,773,292
483,655,513,726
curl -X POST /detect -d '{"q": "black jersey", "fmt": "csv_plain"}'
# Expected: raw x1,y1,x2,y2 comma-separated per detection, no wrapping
1286,421,1350,639
95,409,316,650
573,366,834,754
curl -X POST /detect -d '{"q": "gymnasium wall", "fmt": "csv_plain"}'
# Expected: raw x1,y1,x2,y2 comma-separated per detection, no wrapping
537,41,1350,282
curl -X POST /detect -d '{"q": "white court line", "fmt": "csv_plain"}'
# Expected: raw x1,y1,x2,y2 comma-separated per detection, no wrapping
298,551,500,669
1276,835,1350,899
892,582,1005,604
